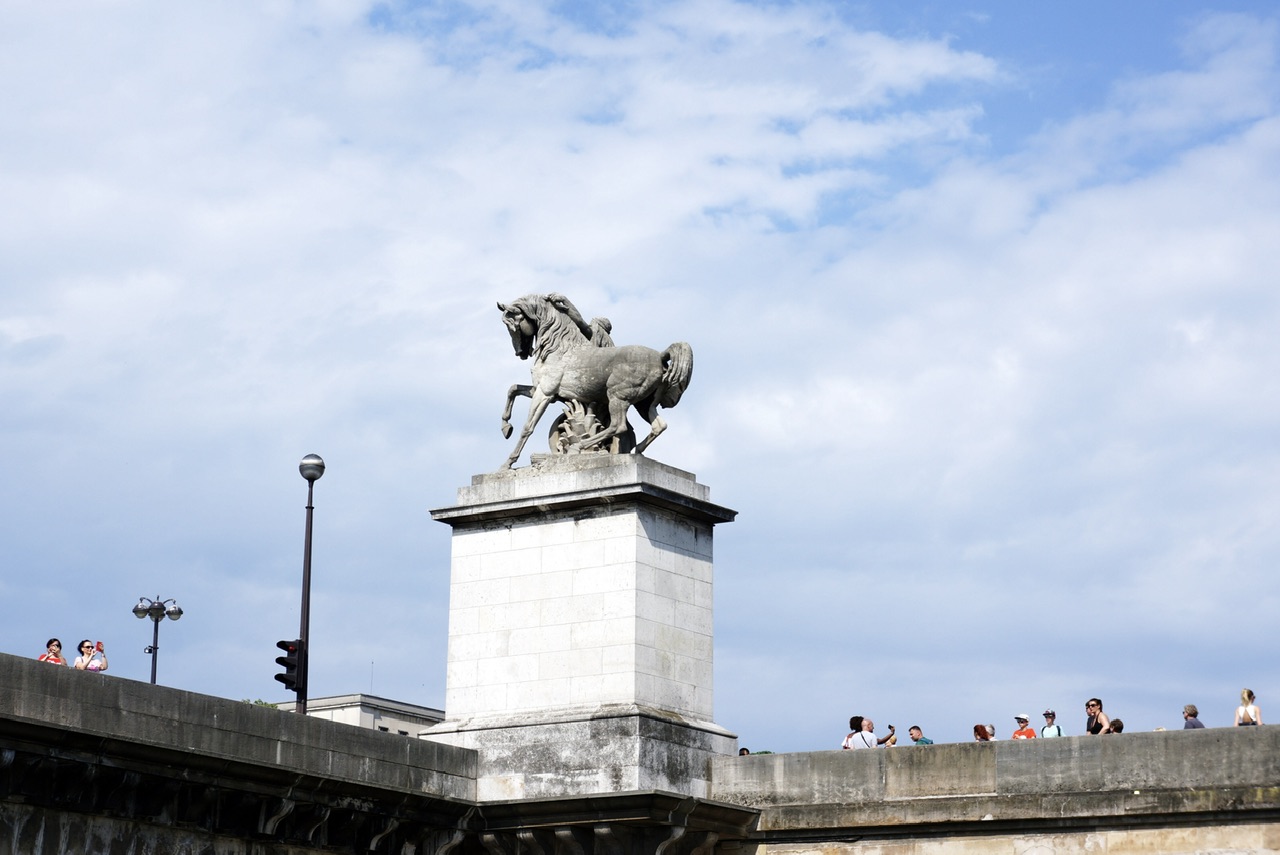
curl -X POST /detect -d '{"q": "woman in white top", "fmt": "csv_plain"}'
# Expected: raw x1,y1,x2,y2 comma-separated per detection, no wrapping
73,639,108,672
1235,688,1262,726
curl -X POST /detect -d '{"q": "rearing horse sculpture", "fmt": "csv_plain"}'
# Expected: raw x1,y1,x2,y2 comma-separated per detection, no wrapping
497,294,693,470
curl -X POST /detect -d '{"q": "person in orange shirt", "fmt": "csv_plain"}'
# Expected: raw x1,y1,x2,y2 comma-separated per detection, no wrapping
37,638,66,665
1011,713,1037,739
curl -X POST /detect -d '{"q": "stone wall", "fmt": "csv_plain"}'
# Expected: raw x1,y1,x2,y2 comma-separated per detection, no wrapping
6,649,1280,854
0,651,476,853
710,728,1280,854
0,652,753,854
2,651,476,800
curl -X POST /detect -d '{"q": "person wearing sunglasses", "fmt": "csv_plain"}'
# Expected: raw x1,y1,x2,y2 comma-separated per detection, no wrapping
1085,698,1111,735
73,640,108,673
1041,709,1064,737
38,638,67,665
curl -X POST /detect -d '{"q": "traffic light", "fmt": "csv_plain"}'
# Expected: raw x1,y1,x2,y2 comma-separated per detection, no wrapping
275,638,305,695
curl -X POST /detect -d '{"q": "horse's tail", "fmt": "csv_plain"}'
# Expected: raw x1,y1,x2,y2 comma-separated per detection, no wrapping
659,342,693,408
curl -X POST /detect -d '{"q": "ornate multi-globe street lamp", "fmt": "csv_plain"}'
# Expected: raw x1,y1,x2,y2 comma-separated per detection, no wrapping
132,596,183,685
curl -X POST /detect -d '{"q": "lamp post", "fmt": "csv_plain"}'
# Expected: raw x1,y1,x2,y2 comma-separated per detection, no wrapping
132,596,183,685
296,453,325,714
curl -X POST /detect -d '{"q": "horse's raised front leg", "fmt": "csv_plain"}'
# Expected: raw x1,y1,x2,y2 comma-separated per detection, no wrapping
503,391,554,469
501,384,532,439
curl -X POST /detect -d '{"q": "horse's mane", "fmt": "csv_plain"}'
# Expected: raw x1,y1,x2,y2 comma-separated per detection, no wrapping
514,294,589,356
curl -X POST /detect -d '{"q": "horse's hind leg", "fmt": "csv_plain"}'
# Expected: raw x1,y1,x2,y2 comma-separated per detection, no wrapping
580,398,630,452
634,415,667,454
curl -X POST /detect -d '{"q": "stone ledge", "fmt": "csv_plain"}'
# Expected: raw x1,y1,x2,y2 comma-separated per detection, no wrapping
432,455,736,527
472,790,757,835
750,787,1280,835
426,702,735,740
0,652,477,802
710,728,1280,841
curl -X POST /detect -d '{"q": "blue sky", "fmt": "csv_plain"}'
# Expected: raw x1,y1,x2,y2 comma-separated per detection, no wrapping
2,0,1278,749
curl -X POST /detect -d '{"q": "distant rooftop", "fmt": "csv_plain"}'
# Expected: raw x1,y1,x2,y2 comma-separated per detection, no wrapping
275,693,444,735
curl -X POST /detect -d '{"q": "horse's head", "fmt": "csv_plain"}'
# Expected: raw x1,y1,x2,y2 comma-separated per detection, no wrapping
497,297,542,360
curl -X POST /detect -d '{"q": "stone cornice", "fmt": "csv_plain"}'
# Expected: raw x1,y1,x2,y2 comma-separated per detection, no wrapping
431,456,736,527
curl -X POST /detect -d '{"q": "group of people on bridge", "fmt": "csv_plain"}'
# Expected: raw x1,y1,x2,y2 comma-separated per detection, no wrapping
36,637,108,672
842,689,1262,747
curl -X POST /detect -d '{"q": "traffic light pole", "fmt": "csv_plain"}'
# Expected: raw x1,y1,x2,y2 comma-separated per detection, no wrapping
297,475,316,715
285,454,324,715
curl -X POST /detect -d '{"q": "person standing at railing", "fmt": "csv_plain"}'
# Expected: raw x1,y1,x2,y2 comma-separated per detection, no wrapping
37,639,66,665
1235,689,1262,726
1040,709,1064,737
73,640,108,673
1085,698,1111,734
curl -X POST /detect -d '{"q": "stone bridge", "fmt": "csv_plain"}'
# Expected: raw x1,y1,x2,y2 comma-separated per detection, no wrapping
3,652,1279,854
0,652,748,854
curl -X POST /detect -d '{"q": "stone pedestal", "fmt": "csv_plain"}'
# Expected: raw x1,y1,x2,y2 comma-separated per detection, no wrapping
426,454,737,800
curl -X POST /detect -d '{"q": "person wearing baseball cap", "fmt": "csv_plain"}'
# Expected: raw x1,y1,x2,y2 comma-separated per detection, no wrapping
1040,709,1064,738
1012,714,1037,739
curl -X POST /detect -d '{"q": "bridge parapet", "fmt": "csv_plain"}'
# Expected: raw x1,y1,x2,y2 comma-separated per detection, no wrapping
2,650,477,796
1,651,478,850
711,731,1280,852
0,653,756,853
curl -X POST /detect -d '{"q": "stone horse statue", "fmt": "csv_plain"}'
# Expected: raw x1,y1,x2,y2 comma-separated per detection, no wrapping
497,294,693,469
